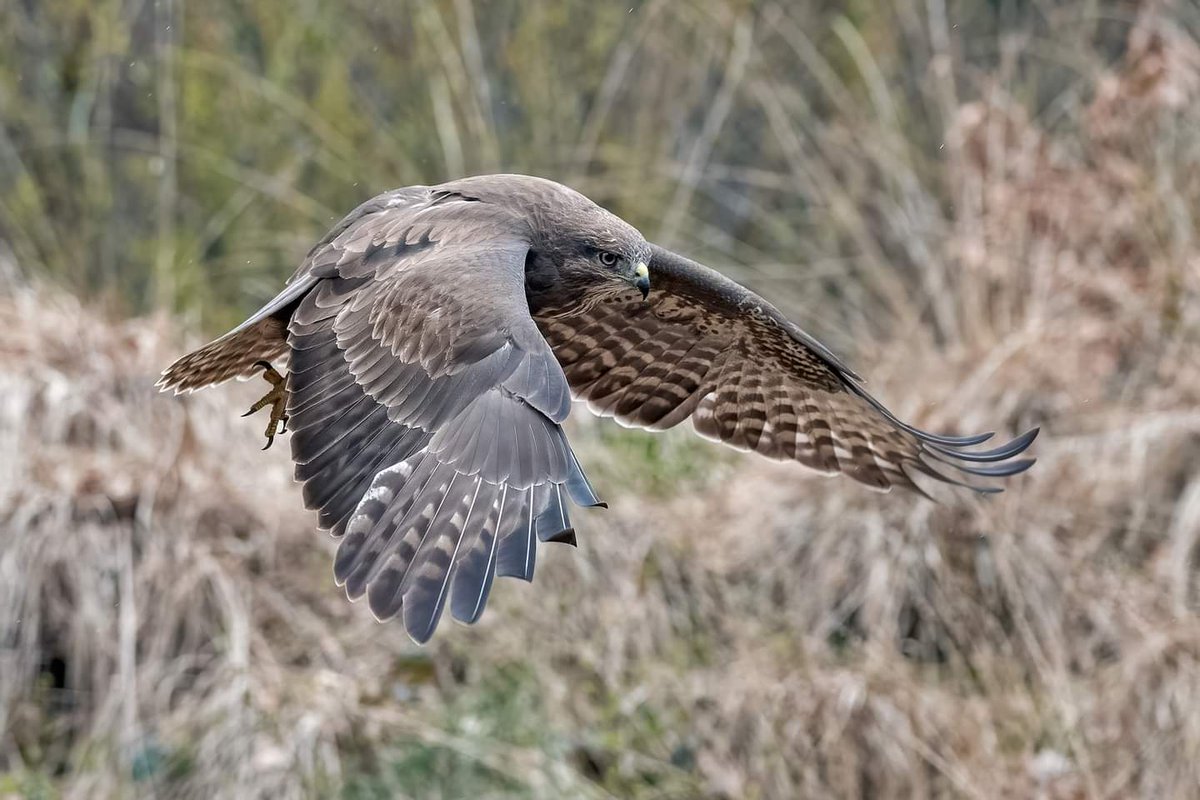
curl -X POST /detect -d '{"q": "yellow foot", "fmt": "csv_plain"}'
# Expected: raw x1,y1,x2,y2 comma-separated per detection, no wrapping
242,360,289,450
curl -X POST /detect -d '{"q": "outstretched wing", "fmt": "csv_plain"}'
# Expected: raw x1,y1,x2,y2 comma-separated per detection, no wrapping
535,244,1037,494
279,192,600,643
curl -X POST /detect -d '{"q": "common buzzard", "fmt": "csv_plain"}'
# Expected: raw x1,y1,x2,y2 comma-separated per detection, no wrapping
160,174,1037,643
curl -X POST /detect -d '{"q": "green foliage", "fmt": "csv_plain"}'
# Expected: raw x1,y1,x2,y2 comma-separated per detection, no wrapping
1,0,680,331
341,667,545,799
338,661,702,799
0,771,56,800
0,0,1125,340
585,424,733,497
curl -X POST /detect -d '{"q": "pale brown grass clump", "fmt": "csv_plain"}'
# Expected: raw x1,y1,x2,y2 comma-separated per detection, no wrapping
2,6,1200,800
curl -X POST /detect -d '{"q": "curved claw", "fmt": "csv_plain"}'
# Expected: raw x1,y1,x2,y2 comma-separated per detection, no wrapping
244,362,290,449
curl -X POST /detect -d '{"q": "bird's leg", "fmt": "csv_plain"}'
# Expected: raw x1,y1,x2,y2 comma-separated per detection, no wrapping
242,360,290,450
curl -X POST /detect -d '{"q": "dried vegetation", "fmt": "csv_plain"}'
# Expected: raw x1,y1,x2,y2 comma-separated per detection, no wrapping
2,2,1200,798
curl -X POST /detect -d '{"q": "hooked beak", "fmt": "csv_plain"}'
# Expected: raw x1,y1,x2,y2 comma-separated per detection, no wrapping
631,261,650,300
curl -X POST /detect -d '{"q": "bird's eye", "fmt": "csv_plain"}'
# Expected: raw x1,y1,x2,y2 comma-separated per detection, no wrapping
597,251,619,267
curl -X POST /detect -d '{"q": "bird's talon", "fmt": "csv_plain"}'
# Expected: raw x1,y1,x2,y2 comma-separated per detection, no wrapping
245,362,290,449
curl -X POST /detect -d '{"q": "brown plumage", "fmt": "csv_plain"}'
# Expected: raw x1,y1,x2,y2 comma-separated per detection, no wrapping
159,174,1037,643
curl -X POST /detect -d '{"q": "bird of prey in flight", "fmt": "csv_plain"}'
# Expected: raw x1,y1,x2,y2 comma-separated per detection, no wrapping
160,174,1037,643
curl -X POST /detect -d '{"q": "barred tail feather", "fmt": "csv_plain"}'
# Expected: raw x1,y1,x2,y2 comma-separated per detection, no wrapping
157,317,290,393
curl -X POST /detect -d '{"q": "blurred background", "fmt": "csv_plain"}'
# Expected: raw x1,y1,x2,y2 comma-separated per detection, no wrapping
2,0,1199,797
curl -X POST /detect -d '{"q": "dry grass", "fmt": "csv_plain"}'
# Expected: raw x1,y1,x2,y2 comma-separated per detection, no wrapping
3,3,1200,799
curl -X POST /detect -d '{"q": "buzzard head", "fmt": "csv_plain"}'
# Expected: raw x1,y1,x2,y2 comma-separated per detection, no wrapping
451,174,652,312
526,205,653,312
559,231,652,302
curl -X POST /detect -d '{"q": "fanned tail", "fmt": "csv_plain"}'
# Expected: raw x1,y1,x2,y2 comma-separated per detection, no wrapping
157,317,290,393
